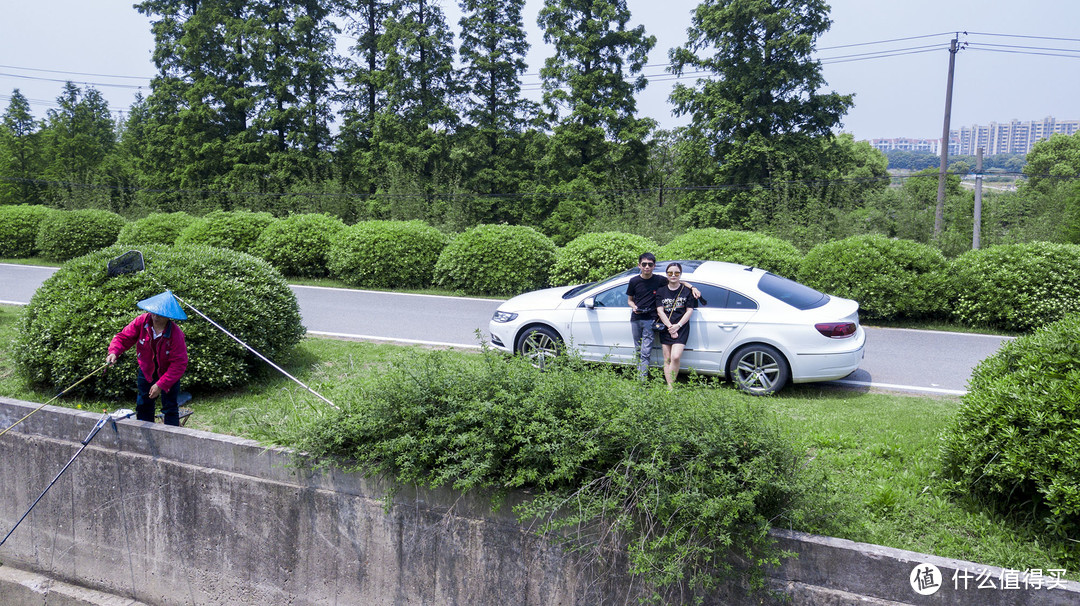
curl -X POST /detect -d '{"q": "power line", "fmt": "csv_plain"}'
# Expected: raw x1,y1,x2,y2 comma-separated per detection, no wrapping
0,64,152,80
966,47,1080,60
966,32,1080,43
967,42,1080,54
816,32,954,51
819,47,946,65
0,71,147,89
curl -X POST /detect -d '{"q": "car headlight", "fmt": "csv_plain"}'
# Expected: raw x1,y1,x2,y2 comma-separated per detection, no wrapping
492,311,518,323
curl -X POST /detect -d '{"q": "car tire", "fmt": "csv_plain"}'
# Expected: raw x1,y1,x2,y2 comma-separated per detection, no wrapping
516,325,562,369
727,344,790,395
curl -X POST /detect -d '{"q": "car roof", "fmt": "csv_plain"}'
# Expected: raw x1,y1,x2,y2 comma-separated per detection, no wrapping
663,260,768,290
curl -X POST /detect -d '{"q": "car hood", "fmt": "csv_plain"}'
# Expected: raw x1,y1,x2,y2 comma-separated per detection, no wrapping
497,285,578,312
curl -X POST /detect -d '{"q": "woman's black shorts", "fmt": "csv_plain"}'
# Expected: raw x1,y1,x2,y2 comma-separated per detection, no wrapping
658,327,690,346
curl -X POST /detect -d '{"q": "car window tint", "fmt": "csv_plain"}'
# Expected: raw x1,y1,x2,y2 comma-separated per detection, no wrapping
693,283,758,310
691,283,728,308
594,286,629,308
757,272,829,310
727,290,757,309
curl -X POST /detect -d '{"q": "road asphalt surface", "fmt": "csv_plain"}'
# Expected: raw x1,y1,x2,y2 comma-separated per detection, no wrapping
1,263,1010,396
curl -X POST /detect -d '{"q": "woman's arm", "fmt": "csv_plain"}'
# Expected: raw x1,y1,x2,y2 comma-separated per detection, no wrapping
674,307,694,330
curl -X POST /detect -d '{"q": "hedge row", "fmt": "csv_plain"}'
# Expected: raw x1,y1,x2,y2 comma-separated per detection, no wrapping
5,207,1080,332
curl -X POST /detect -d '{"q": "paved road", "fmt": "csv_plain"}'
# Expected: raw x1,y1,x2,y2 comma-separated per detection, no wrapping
1,263,1011,395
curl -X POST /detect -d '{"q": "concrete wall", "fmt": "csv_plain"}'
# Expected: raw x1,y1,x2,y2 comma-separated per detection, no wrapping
1,397,1077,606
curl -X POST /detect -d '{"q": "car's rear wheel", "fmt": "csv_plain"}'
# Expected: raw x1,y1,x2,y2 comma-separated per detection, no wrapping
728,344,790,395
516,326,562,369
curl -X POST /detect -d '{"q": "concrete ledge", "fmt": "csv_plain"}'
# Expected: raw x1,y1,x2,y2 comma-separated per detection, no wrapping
0,563,149,606
1,397,1077,605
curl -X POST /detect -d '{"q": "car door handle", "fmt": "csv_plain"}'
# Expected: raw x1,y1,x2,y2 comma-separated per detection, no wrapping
716,323,740,331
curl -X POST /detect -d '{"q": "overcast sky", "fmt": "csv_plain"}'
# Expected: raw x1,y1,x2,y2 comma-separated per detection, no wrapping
1,0,1077,142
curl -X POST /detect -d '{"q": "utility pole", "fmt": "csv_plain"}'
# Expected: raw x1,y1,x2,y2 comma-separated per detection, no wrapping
973,147,983,249
933,35,960,240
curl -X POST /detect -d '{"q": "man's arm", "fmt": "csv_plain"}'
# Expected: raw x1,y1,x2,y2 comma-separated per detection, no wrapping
682,281,702,300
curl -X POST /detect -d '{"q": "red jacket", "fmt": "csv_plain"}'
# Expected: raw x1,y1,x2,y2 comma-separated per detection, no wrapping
108,313,188,392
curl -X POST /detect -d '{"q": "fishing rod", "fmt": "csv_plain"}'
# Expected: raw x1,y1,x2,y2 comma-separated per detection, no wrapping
0,408,134,549
0,363,109,439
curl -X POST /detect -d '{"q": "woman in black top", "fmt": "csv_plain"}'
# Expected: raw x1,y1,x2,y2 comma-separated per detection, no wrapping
656,263,698,389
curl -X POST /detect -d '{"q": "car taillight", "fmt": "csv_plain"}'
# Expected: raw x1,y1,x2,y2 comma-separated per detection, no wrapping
815,322,856,338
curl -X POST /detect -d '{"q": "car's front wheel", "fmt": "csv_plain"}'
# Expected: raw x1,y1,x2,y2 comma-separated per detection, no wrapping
728,344,790,395
516,325,562,369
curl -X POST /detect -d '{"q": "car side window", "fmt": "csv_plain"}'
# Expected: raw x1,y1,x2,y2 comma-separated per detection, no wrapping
593,286,630,308
727,290,757,310
692,283,758,310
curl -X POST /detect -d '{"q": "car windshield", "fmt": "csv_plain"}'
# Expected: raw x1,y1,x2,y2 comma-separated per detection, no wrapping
757,272,829,310
561,266,640,299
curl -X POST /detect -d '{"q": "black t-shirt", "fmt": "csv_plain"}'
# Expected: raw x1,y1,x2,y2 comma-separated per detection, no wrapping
656,284,698,326
626,274,668,320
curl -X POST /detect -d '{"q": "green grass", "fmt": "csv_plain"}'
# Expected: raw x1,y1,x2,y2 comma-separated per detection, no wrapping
0,256,62,267
0,304,1074,578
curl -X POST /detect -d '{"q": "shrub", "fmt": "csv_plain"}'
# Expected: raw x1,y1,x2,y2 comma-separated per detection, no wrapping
940,313,1080,536
0,205,54,258
658,228,803,278
175,210,275,254
253,213,346,278
434,224,556,296
549,231,657,286
328,220,447,288
798,235,948,321
116,212,196,246
35,209,125,261
946,242,1080,332
15,244,305,398
291,349,818,600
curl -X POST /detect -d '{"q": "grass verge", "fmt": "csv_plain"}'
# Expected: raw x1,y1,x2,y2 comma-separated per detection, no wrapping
0,304,1074,579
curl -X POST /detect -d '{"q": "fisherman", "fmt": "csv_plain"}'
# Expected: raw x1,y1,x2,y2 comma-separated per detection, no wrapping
106,291,189,426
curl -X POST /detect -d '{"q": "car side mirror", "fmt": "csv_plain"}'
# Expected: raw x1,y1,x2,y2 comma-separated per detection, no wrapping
582,297,596,309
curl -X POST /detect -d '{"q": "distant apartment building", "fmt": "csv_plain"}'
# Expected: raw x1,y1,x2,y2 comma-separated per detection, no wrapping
954,117,1079,155
869,137,958,155
868,117,1078,157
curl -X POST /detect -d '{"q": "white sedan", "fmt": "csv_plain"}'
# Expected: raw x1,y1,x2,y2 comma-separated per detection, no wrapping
488,260,865,394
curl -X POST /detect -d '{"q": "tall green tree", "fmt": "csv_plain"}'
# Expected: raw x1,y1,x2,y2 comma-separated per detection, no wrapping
39,83,117,206
245,0,339,189
339,0,460,219
454,0,538,218
1019,132,1080,243
537,0,656,185
0,89,44,205
136,0,254,203
669,0,853,228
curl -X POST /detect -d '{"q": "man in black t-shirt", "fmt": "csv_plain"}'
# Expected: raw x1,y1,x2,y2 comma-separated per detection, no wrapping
626,252,699,380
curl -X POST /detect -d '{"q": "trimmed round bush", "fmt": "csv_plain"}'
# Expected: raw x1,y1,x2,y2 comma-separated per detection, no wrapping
434,224,556,296
0,204,54,258
658,228,802,278
328,220,447,288
798,235,948,321
549,231,658,286
35,209,125,261
946,242,1080,332
254,213,346,278
116,211,196,246
15,244,305,398
941,313,1080,535
175,210,275,254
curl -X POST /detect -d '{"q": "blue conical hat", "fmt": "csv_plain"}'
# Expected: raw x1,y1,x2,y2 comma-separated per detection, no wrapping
137,290,187,320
